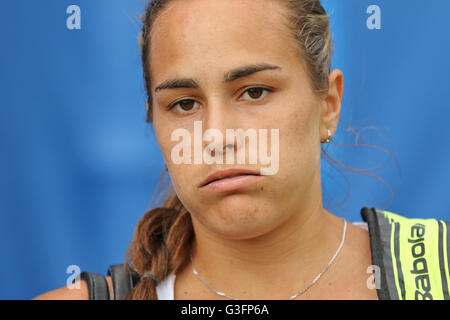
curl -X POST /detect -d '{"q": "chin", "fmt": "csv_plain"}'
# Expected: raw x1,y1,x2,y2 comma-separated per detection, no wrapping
201,221,268,241
198,201,277,240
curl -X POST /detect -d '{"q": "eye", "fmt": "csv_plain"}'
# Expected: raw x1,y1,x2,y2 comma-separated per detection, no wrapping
169,99,201,114
239,87,272,101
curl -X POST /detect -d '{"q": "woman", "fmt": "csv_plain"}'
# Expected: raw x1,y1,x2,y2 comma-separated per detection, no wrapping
35,0,450,300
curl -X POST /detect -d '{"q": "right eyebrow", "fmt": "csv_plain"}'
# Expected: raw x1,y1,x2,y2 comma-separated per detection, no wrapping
154,78,199,93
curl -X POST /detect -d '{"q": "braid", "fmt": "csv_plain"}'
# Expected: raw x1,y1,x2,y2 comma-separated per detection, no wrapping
124,193,194,300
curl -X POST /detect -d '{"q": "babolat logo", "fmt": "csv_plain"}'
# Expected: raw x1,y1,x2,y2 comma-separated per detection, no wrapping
408,223,432,300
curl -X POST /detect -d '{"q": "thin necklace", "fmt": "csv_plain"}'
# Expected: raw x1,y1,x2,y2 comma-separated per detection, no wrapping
190,219,347,300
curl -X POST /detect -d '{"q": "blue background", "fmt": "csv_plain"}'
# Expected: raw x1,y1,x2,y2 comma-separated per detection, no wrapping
1,0,449,299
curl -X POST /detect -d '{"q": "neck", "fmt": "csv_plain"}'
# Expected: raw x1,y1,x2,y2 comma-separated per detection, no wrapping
188,199,345,299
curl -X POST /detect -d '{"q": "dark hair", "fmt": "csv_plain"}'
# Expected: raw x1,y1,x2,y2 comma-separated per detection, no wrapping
124,0,400,299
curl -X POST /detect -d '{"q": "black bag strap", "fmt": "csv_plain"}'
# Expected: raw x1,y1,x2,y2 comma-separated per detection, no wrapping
79,271,110,300
79,264,141,300
107,264,141,300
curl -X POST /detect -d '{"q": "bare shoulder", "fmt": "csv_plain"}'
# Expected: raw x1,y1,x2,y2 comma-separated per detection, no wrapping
33,276,114,300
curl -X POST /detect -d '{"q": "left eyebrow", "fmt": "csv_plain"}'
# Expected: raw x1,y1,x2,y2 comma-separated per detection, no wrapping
224,63,282,82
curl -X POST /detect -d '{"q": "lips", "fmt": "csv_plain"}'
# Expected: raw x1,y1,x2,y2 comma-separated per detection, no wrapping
199,168,261,188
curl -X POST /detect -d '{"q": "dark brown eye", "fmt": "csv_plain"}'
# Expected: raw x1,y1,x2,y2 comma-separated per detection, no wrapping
247,88,264,99
179,99,195,111
170,99,201,114
240,87,271,101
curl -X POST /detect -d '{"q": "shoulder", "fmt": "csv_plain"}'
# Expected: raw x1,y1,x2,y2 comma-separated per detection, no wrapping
33,276,114,300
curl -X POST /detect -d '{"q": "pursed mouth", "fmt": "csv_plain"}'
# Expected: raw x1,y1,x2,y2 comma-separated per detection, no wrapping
201,173,260,187
199,169,261,188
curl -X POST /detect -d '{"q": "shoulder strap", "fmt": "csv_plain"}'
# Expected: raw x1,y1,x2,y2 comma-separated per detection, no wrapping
79,271,110,300
107,264,141,300
77,264,141,300
361,206,450,300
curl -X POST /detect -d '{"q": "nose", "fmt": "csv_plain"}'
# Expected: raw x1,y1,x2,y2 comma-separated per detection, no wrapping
206,142,236,159
202,98,239,161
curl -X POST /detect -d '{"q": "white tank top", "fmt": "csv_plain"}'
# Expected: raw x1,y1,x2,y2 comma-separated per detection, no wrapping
156,273,176,300
156,221,369,300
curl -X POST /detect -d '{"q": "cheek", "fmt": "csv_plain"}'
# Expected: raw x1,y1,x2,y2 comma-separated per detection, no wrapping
286,108,318,155
153,116,168,154
153,114,180,165
273,97,321,189
169,165,190,195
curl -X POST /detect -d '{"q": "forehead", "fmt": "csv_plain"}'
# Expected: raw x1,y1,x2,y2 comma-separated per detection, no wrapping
148,0,304,85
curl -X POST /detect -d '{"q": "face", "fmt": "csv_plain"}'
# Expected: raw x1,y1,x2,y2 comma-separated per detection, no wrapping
149,0,327,240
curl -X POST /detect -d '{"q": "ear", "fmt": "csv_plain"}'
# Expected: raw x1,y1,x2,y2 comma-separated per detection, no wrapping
320,69,344,140
146,102,150,111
